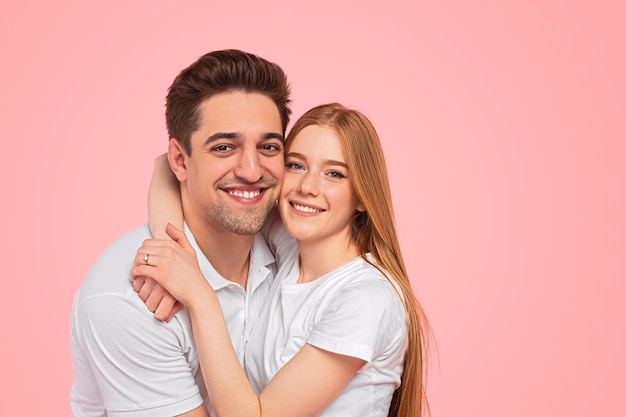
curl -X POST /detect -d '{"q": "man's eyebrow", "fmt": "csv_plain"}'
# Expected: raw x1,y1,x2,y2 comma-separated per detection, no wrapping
263,132,285,141
203,132,284,146
203,132,241,146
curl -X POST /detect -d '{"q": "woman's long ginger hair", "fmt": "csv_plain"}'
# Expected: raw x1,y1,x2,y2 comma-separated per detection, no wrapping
285,103,430,417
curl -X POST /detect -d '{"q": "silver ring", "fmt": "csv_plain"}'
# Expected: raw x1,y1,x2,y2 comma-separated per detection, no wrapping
143,254,149,264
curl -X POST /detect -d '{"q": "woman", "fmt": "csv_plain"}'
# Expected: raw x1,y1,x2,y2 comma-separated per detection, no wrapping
132,103,430,416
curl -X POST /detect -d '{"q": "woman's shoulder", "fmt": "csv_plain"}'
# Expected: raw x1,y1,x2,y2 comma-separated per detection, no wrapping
327,256,403,308
343,256,395,285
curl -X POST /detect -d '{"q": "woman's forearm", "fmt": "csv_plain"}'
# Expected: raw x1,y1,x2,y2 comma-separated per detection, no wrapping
148,153,184,239
188,294,261,417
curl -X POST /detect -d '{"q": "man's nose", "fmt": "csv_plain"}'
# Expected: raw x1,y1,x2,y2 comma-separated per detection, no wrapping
233,147,263,183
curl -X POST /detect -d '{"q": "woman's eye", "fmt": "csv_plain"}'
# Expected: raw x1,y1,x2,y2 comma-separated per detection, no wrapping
286,161,304,170
327,170,347,179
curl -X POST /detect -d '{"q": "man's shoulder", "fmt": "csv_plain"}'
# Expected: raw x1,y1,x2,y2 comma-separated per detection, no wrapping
74,223,151,305
96,223,152,261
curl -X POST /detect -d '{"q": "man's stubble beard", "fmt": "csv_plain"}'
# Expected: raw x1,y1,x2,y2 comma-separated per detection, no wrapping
201,195,276,235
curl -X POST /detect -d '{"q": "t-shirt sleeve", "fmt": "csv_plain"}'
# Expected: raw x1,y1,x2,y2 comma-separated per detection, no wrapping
70,294,205,417
307,277,407,363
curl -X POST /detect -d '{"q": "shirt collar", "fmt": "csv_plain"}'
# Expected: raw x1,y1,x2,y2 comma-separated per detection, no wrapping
184,223,276,291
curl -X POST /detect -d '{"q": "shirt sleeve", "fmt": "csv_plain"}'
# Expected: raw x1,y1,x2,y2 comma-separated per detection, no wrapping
307,276,407,363
70,294,205,417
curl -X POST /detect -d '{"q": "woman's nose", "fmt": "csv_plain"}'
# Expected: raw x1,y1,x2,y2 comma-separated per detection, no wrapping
298,171,320,196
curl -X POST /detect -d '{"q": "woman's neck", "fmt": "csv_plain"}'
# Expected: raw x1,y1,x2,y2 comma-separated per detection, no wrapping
296,234,360,284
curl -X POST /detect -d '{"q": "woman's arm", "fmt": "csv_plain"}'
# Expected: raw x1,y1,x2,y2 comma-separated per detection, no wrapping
149,153,184,238
131,225,365,417
192,301,364,417
134,153,184,320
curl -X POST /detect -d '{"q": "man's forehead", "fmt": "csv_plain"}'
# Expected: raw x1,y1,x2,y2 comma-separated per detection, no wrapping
197,92,282,130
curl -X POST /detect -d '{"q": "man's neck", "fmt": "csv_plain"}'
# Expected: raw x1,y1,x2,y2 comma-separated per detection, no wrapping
185,215,254,289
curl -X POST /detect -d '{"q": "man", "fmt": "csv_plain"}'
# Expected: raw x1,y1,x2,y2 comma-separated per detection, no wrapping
70,49,291,417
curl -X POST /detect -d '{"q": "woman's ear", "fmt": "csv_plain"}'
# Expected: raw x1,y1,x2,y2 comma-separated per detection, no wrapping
356,202,365,212
167,139,188,182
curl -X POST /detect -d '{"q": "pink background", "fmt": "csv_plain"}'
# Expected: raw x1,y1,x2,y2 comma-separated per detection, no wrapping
1,1,624,416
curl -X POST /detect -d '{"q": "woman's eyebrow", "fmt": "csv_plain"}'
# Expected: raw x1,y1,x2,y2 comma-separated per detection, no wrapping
286,151,348,168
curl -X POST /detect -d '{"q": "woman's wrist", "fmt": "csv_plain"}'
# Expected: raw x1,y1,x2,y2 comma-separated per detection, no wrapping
185,281,218,313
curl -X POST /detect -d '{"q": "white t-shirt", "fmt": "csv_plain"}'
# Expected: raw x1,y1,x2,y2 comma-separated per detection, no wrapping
70,223,276,417
246,219,407,416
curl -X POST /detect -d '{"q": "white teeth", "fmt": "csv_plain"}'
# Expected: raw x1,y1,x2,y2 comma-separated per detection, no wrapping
293,203,322,213
229,190,261,199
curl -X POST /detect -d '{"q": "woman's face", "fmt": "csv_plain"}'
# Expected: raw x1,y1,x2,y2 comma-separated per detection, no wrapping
279,125,363,244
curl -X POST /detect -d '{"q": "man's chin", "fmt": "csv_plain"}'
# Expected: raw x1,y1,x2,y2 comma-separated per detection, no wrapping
220,210,270,235
204,199,274,235
222,220,265,235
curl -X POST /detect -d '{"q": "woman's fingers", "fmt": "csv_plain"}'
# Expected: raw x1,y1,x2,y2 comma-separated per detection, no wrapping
131,241,186,320
166,223,196,256
165,302,182,322
132,273,180,321
132,275,146,292
144,283,168,312
131,234,206,308
154,297,180,322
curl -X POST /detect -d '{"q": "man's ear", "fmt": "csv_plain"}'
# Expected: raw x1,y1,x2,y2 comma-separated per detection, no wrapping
167,139,188,182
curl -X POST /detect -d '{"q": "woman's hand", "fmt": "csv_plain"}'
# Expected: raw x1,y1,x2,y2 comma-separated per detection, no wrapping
131,223,212,309
132,275,181,321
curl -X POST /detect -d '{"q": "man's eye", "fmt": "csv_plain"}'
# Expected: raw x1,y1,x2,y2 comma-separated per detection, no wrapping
261,143,282,153
213,145,233,152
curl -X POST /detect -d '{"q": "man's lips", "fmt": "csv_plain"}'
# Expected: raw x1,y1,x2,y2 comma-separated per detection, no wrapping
227,189,263,199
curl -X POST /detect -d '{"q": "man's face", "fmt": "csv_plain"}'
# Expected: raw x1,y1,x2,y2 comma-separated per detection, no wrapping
179,91,284,235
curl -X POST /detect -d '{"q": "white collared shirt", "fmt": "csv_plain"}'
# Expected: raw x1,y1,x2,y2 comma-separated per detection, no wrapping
184,223,277,363
70,223,276,417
